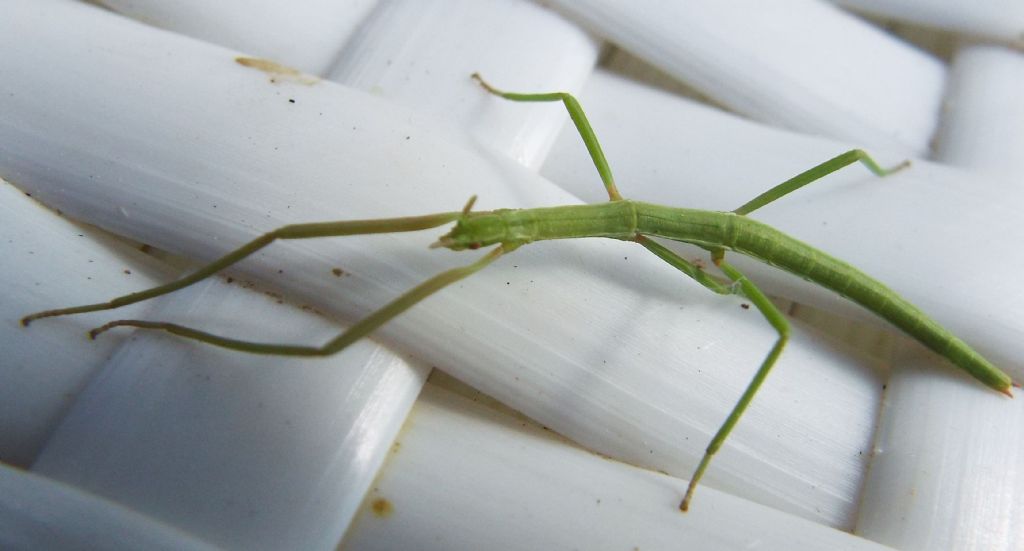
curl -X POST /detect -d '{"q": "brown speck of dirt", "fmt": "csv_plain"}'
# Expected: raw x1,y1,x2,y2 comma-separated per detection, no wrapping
123,269,132,275
331,267,345,277
234,56,319,85
740,303,750,310
370,498,394,518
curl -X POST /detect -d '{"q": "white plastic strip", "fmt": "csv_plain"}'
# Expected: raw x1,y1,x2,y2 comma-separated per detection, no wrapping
328,0,600,169
0,179,175,466
5,1,427,548
339,384,895,551
855,348,1024,550
32,276,428,550
0,463,220,551
94,0,379,74
541,0,945,154
834,0,1024,47
933,45,1024,175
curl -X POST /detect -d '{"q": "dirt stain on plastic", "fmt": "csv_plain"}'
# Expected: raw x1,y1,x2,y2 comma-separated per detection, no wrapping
371,498,394,518
235,56,319,85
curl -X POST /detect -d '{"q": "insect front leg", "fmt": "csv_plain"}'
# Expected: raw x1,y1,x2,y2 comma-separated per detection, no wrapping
88,245,510,356
21,212,461,326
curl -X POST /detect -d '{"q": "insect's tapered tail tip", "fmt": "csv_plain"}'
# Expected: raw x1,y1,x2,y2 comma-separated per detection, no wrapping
1001,385,1015,398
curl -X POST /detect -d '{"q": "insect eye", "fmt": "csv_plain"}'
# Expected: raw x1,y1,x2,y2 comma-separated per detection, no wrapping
468,242,481,250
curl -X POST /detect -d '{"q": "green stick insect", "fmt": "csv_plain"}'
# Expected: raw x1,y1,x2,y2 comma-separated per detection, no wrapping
23,74,1015,511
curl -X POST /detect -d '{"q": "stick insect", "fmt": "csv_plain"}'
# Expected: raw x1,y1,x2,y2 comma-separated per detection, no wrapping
23,73,1015,511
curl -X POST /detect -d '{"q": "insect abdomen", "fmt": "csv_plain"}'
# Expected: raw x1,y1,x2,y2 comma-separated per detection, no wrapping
730,218,1011,393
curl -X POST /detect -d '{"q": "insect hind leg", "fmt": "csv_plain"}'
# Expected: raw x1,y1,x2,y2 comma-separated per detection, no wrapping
679,255,790,511
733,149,909,216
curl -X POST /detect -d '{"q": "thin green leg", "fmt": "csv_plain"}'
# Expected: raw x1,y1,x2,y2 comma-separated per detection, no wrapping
632,237,789,511
679,253,790,511
733,149,910,215
87,245,511,355
472,73,623,202
21,211,461,325
635,236,730,295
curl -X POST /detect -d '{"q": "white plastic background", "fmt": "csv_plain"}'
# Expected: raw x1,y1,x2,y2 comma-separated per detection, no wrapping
1,1,1022,550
